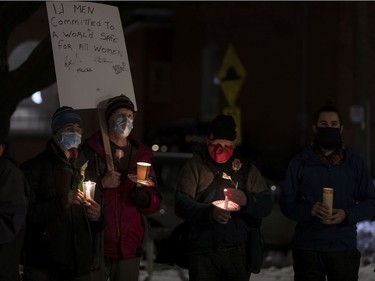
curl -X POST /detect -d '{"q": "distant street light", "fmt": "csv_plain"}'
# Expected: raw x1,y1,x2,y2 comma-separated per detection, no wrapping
31,91,42,104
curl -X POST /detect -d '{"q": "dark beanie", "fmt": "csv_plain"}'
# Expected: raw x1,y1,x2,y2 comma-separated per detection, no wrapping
51,106,83,134
105,95,135,121
207,115,237,141
0,113,10,144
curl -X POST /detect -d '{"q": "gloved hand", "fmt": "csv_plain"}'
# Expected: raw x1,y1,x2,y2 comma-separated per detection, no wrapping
130,187,151,208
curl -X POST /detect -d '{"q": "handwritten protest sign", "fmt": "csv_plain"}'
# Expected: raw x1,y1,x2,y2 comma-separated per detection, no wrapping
46,1,136,109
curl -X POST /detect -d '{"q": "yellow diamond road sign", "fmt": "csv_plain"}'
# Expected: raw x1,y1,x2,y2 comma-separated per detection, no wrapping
218,44,246,107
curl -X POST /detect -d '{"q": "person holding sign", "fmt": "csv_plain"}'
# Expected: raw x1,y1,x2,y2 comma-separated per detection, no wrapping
20,107,103,281
279,101,375,281
0,113,29,281
173,115,273,280
81,95,161,281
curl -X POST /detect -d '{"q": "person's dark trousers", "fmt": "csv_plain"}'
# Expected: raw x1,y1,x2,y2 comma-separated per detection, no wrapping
23,266,91,281
292,248,361,281
0,226,25,281
188,245,249,281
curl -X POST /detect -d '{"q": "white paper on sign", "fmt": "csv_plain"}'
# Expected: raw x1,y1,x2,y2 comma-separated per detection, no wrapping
46,1,137,110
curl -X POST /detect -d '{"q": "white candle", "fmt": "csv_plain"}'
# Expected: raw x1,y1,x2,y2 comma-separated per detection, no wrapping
322,187,334,215
83,180,96,200
85,185,91,199
224,195,229,209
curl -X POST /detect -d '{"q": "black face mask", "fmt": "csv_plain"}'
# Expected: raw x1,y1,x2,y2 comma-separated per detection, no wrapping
315,127,342,150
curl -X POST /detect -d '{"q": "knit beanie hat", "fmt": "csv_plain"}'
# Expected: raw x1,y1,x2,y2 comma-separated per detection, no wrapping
207,115,237,141
51,106,83,134
105,95,135,121
0,113,10,144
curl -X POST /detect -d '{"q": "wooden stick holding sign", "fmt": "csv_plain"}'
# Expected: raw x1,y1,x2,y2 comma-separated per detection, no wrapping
97,107,114,172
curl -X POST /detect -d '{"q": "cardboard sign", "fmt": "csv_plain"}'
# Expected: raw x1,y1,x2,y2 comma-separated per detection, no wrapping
46,1,137,109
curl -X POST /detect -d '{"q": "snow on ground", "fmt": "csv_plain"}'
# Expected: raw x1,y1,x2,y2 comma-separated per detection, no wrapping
139,220,375,281
140,260,375,281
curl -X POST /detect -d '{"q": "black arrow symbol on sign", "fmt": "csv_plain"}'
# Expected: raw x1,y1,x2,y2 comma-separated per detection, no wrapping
222,66,241,81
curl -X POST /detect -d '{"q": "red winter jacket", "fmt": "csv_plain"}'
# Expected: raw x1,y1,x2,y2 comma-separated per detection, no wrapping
83,132,161,259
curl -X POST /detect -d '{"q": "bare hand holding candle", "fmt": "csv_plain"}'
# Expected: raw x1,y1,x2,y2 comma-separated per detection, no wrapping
212,188,240,211
83,181,96,201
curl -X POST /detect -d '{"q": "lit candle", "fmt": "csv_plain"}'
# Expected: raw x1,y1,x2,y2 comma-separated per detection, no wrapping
85,181,91,199
83,180,96,200
224,189,228,209
224,196,229,209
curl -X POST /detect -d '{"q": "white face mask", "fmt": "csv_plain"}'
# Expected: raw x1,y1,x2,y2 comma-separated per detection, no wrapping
60,132,82,150
113,116,133,138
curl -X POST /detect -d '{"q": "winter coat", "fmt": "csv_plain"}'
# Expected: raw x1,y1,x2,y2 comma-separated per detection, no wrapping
0,151,29,281
279,144,375,252
82,131,161,259
174,149,273,253
20,140,103,278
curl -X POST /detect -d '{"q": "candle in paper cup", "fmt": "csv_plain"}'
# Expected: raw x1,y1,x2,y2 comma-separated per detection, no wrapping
137,162,151,180
322,187,334,215
83,181,96,200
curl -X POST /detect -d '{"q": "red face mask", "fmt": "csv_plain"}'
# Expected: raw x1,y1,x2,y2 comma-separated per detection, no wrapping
208,144,234,163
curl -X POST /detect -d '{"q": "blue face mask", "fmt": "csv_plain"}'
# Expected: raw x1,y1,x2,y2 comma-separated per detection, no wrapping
113,116,133,138
60,132,82,150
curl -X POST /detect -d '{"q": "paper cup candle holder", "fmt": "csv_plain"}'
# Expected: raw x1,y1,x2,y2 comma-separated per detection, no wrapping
137,162,151,180
212,188,240,211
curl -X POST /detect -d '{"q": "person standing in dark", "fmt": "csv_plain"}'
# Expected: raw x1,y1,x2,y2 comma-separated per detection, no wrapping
81,95,161,281
20,106,103,281
0,113,29,281
279,102,375,281
174,114,273,281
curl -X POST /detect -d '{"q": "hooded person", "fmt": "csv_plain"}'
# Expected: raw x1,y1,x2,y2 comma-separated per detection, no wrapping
81,95,161,281
20,106,103,281
171,114,273,281
0,113,29,281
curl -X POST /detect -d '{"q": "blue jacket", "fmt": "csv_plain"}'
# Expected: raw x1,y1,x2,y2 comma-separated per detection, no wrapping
279,145,375,252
